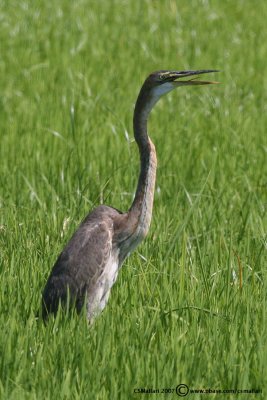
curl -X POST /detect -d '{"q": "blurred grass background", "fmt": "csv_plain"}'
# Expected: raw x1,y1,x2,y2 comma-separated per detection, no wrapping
0,0,267,399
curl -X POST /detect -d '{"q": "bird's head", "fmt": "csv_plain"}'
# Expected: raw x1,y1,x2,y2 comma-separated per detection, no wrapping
148,69,219,95
136,69,219,116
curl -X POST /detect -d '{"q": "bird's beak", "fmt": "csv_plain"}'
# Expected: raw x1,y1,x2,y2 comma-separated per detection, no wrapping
171,69,220,86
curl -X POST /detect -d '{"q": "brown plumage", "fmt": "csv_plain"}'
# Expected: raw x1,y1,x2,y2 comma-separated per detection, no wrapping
42,69,219,321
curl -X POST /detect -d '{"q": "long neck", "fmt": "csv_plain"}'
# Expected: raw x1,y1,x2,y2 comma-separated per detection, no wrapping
128,88,157,238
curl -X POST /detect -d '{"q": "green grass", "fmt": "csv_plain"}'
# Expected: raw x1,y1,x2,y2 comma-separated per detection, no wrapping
0,0,267,399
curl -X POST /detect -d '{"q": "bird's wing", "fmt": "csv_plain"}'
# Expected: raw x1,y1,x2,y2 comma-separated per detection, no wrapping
41,203,127,317
52,219,113,287
42,217,114,316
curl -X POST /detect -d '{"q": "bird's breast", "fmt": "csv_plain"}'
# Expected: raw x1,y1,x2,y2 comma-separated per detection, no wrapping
87,251,120,319
103,253,120,289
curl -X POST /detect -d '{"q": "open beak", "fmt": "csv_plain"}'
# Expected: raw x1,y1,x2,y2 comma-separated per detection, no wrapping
171,69,220,86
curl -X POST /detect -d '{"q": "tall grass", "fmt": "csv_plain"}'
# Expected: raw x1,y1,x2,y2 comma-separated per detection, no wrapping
0,0,266,399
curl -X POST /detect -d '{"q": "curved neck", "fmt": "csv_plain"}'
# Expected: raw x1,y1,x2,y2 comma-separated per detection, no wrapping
128,88,157,238
133,85,158,148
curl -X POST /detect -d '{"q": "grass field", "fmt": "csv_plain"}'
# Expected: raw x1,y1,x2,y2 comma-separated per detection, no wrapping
1,0,267,399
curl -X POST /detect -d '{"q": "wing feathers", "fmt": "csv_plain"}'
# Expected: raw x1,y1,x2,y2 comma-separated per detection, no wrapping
42,216,114,317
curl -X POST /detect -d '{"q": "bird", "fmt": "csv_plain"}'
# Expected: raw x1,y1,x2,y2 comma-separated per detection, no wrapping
42,69,219,322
